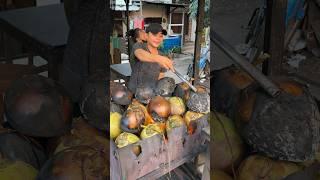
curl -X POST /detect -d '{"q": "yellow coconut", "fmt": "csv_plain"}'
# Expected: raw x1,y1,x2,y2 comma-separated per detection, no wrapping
166,115,185,132
115,132,140,148
110,112,122,139
0,159,38,180
168,97,186,115
140,123,164,139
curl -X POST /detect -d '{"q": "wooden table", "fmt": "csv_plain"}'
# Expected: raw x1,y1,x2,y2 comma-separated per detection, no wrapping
0,3,68,80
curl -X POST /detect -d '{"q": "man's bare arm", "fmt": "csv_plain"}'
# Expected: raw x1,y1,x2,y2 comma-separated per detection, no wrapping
134,49,175,72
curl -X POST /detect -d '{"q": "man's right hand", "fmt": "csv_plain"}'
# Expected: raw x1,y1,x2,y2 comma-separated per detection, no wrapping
156,55,175,72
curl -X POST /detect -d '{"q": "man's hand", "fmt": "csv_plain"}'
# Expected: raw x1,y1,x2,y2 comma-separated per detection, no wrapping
156,55,175,72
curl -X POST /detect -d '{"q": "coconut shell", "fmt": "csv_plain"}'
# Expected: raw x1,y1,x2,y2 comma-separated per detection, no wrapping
187,90,210,113
0,129,47,170
212,66,254,120
173,82,191,102
4,75,73,137
110,81,133,105
237,155,301,180
54,118,108,155
81,72,108,131
0,158,38,180
237,78,320,161
110,102,123,114
37,146,109,180
155,77,176,97
211,112,245,174
135,86,155,104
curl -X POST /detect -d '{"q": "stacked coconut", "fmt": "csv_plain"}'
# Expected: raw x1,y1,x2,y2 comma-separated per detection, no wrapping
110,77,210,150
212,66,320,180
0,74,109,179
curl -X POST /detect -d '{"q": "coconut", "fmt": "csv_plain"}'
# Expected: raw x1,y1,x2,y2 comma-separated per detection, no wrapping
166,115,185,132
135,86,155,104
37,146,109,180
173,82,191,102
211,170,233,180
155,77,176,97
212,112,245,174
148,96,171,122
237,78,320,161
121,105,145,134
237,155,301,180
0,129,47,170
110,81,133,105
80,72,108,131
4,75,73,137
53,118,108,155
140,123,164,139
168,97,186,115
130,99,154,125
187,87,210,113
110,102,123,114
0,158,38,180
115,132,140,148
184,111,204,134
110,112,122,139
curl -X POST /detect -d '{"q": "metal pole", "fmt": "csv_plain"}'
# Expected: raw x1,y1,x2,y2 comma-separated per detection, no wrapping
211,31,281,97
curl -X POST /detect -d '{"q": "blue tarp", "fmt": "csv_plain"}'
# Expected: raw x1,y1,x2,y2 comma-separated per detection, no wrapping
286,0,305,25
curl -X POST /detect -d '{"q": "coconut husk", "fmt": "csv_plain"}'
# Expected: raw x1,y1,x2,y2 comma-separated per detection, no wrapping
53,118,108,155
37,146,109,180
187,86,210,113
211,111,245,175
237,155,302,180
4,75,73,137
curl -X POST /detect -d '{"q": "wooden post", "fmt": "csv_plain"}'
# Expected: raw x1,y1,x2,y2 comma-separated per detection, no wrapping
126,0,130,57
193,0,204,82
263,0,287,76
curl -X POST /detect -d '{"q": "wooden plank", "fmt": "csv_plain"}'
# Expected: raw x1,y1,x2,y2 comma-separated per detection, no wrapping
264,0,287,76
193,0,204,81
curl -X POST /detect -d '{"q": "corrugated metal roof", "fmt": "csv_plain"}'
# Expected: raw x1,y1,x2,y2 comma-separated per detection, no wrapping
110,0,141,11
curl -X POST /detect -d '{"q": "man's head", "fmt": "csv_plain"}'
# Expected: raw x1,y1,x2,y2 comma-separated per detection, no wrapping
145,23,167,48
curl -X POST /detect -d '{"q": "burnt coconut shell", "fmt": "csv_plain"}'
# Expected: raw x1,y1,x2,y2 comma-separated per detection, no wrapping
4,75,73,137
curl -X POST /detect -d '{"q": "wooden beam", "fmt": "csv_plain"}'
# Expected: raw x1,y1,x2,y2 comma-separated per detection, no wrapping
263,0,287,76
193,0,204,81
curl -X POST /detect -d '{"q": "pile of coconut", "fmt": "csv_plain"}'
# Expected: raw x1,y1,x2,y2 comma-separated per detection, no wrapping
211,111,320,180
110,77,210,148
